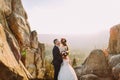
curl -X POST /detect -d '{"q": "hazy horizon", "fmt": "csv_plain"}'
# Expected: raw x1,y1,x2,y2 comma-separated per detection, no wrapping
38,30,109,54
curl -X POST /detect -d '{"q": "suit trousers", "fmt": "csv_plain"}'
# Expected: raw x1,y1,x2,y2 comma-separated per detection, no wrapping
53,64,61,80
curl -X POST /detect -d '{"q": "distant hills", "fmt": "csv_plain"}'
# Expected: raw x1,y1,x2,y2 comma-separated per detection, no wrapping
38,30,110,54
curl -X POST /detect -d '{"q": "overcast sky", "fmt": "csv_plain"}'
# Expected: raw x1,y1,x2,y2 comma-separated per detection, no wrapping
22,0,120,35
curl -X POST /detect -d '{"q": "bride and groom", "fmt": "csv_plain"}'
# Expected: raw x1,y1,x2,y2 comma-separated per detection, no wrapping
52,38,78,80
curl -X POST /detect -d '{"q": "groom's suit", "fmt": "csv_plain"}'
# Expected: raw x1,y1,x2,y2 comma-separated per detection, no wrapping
52,46,63,80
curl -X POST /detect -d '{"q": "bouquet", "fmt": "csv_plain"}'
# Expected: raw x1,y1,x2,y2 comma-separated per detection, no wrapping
61,51,69,57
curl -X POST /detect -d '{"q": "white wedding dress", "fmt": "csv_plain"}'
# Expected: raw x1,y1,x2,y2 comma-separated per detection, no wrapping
58,45,78,80
58,57,78,80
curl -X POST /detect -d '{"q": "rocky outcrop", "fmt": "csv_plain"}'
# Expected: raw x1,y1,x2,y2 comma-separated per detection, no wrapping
0,0,45,80
108,24,120,80
26,31,45,79
108,24,120,54
75,24,120,80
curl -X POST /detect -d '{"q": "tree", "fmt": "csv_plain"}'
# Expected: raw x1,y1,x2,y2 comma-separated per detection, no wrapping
72,57,77,67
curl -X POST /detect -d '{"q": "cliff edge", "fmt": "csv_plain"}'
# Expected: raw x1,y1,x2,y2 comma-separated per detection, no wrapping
0,0,45,80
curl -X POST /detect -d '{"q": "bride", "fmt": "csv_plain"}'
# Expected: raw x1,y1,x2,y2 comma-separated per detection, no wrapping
58,38,78,80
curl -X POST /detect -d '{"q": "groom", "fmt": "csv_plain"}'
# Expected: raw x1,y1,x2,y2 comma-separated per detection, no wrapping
52,39,63,80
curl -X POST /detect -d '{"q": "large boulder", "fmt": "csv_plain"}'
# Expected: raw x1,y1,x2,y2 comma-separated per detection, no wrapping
108,54,120,68
108,24,120,54
75,49,112,80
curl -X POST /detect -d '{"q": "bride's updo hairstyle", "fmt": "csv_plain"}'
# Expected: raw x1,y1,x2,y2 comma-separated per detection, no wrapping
61,38,67,45
61,38,68,50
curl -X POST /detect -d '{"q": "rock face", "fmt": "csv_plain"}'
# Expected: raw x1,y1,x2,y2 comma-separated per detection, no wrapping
0,0,45,80
0,24,28,80
75,24,120,80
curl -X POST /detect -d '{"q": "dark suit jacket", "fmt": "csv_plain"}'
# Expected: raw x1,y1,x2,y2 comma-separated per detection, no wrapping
52,46,63,66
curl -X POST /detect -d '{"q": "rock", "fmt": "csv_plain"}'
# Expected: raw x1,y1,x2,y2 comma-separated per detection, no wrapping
83,49,110,77
107,24,120,80
5,30,21,61
80,74,98,80
99,77,113,80
7,0,31,48
38,43,45,66
7,13,30,48
27,31,45,79
112,63,120,79
108,54,120,68
75,49,112,80
30,31,38,49
0,0,12,17
74,65,83,78
0,24,28,80
26,43,45,79
108,24,120,54
108,54,120,79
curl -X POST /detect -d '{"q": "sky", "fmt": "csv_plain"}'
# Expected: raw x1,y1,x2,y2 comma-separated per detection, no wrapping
22,0,120,35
